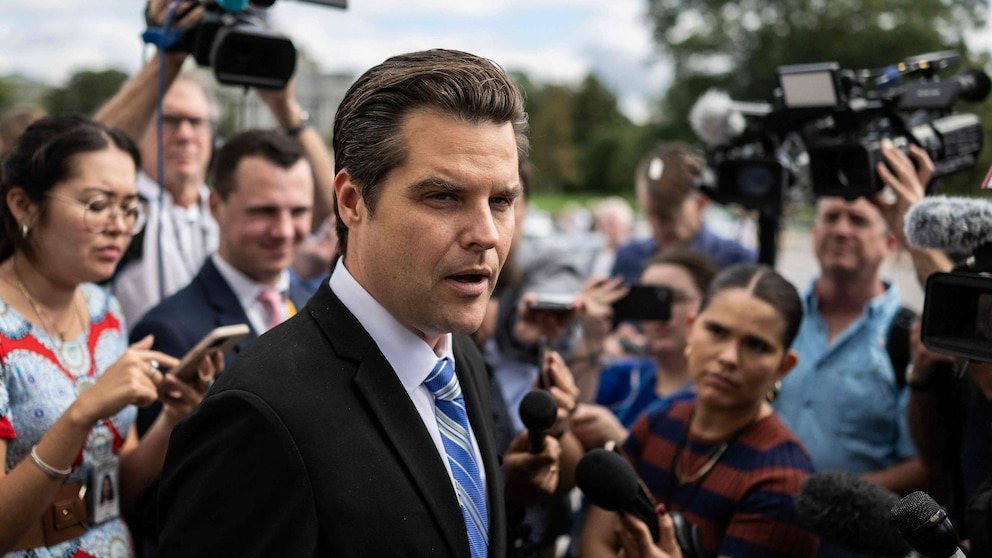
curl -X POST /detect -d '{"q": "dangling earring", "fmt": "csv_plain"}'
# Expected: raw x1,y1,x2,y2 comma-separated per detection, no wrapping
765,380,782,403
20,223,28,239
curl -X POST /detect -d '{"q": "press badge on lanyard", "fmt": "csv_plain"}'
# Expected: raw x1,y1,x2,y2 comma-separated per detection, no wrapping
87,429,120,525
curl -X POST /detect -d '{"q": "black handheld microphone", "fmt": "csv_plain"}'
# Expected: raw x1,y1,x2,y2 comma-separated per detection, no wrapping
891,491,965,558
518,390,557,454
794,472,911,557
576,448,660,542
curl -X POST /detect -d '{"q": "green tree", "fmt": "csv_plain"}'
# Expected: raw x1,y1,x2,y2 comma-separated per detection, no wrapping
43,69,129,117
645,0,992,193
513,71,652,194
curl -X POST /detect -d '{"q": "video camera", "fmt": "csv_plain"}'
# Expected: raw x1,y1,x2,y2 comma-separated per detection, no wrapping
691,51,990,210
155,0,346,89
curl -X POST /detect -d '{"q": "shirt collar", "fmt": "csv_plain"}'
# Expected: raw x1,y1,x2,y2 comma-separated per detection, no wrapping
328,259,454,393
211,253,290,309
804,275,901,319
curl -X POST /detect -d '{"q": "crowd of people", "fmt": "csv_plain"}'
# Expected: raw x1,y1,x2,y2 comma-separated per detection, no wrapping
0,3,990,558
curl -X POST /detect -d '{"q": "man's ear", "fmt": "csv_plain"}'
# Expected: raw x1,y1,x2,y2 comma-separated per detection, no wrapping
694,191,710,213
334,169,365,229
208,190,222,222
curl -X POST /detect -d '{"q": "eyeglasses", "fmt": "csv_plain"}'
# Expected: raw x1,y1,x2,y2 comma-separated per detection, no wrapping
46,193,147,235
161,114,211,135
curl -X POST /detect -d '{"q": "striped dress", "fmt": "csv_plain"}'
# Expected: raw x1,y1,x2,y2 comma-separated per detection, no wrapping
624,400,819,557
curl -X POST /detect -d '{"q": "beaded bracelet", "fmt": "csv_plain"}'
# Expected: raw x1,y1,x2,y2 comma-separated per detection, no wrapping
30,445,72,479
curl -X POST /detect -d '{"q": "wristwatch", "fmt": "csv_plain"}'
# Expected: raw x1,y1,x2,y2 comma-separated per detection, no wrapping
285,110,311,136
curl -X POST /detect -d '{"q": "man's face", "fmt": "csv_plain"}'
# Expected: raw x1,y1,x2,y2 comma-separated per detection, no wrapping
212,156,314,285
339,110,520,345
139,80,213,190
812,197,894,278
637,181,705,249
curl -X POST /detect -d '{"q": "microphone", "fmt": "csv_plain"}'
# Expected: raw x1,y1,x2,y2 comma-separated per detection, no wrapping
688,89,772,147
518,390,557,454
576,448,660,542
891,491,965,558
794,472,911,557
904,196,992,253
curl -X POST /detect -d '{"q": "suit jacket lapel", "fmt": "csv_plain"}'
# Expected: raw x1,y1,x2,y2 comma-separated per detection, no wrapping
307,283,468,557
196,258,259,349
453,335,505,557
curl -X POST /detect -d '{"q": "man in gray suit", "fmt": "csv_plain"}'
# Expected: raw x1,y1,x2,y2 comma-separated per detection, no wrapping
157,49,552,557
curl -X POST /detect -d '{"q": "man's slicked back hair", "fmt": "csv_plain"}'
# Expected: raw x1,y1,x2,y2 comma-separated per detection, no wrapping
332,48,528,255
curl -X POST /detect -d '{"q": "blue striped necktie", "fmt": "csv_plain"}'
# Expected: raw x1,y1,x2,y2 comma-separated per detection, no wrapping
424,358,489,558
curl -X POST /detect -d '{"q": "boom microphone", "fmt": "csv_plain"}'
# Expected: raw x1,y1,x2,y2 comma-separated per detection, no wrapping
904,196,992,253
518,390,557,454
891,491,965,558
575,448,660,542
794,471,911,557
688,89,772,147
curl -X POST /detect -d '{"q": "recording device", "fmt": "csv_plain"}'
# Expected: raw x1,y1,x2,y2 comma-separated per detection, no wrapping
612,284,672,325
794,471,910,557
905,196,992,362
528,293,577,314
154,0,346,89
891,491,966,558
690,51,989,208
575,449,705,556
518,390,557,454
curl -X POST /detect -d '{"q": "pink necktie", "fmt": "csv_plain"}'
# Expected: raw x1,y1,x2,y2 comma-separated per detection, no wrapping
257,289,283,331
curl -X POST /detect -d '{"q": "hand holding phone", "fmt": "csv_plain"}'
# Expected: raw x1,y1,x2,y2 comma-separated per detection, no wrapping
170,324,250,382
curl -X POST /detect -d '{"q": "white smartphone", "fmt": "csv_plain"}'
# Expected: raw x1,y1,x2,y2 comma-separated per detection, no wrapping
170,324,250,382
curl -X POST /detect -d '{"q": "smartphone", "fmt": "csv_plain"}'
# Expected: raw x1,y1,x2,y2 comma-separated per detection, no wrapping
529,293,577,314
170,323,251,382
612,284,673,324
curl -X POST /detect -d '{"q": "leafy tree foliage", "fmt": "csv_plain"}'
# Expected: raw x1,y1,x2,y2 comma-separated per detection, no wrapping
42,69,128,117
515,72,653,194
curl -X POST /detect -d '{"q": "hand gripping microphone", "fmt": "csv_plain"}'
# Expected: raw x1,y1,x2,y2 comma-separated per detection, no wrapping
576,448,661,542
794,472,911,557
518,390,558,454
891,491,966,558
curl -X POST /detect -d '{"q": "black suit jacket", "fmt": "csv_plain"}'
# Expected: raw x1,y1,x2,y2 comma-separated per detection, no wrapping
157,281,506,557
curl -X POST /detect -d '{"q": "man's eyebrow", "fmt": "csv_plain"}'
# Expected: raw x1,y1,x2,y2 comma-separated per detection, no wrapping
409,177,464,195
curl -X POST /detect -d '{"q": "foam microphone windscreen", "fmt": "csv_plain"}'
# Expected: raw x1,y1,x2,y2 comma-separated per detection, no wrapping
795,472,910,557
519,390,558,433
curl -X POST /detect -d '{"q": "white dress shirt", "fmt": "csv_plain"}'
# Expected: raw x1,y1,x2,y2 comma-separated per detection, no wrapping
212,253,291,334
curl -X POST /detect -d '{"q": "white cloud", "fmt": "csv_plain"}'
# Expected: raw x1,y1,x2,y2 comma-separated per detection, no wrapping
0,0,660,122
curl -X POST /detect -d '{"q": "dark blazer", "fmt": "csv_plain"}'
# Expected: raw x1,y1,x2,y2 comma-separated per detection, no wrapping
130,257,310,434
157,281,507,558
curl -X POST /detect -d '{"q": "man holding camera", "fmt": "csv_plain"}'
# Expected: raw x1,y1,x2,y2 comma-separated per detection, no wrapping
94,0,333,328
774,142,950,517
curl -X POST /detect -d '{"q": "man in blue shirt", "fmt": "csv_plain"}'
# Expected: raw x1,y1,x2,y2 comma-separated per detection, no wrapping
611,143,755,281
776,142,951,500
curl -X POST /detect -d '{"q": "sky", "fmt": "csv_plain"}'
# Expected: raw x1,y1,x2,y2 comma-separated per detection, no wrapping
0,0,672,123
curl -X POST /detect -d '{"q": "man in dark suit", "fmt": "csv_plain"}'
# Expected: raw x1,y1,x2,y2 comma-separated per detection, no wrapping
127,129,314,555
157,49,548,557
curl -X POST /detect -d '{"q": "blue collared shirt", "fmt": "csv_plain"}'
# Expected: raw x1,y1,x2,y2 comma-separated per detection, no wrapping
774,278,918,473
610,224,756,283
